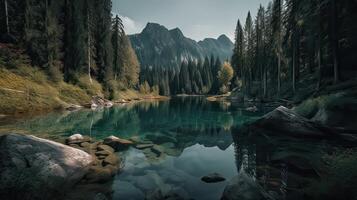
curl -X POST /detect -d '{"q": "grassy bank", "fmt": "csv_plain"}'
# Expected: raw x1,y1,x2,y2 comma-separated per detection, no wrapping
0,45,165,116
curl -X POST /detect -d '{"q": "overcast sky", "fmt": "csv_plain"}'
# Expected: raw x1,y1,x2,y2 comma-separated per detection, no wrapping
112,0,271,42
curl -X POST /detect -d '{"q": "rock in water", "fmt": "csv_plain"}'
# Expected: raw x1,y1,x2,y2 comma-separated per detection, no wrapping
201,173,226,183
103,135,133,151
0,133,94,200
246,106,258,112
66,133,92,145
247,106,337,138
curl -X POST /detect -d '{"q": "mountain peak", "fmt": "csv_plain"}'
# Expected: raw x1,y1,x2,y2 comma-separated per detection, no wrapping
217,34,232,44
142,22,169,34
169,28,184,38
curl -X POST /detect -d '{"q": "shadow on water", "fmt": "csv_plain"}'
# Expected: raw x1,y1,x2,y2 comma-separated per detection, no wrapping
1,97,357,200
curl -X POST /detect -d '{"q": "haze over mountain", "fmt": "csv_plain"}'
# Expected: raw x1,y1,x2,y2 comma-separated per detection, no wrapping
129,23,234,70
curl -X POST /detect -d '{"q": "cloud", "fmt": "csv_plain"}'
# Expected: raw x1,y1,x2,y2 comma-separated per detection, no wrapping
115,13,144,35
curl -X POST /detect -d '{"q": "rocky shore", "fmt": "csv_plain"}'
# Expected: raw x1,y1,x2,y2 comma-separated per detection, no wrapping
0,133,132,200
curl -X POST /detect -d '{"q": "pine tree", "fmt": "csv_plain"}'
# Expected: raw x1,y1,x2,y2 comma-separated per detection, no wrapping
112,14,124,81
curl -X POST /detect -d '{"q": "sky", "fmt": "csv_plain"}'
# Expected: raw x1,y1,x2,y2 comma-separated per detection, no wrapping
112,0,271,42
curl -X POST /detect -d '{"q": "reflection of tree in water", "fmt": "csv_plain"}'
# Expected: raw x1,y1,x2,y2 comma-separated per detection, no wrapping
231,128,288,199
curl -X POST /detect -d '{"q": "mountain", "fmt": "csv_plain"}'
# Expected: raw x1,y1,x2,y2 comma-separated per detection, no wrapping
129,23,234,69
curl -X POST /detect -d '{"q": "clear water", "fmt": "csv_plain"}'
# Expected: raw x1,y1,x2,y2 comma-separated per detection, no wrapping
1,97,356,200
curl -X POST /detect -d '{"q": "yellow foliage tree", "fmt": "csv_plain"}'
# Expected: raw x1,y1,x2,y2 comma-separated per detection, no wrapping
218,61,234,87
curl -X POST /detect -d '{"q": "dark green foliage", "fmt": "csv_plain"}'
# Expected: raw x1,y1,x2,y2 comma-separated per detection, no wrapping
139,57,221,96
0,0,141,98
231,0,357,100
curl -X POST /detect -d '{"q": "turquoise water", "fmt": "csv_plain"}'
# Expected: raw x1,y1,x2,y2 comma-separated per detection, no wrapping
1,97,356,200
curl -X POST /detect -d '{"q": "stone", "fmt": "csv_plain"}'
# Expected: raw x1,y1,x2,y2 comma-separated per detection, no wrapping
103,135,133,151
80,142,90,148
201,173,226,183
97,144,114,153
0,134,94,200
95,150,111,157
135,143,154,149
151,145,164,156
97,155,107,160
66,134,91,145
246,106,258,112
91,96,113,108
66,104,83,111
102,154,120,166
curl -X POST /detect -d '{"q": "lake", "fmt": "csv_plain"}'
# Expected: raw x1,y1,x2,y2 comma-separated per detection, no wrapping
0,97,356,200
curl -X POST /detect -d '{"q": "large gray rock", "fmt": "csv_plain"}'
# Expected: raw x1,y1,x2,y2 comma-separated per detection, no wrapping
0,134,94,200
247,106,339,138
221,171,274,200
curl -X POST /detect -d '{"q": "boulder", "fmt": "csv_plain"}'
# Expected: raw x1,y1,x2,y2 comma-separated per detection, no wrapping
92,96,113,108
103,135,133,151
0,134,94,200
66,134,92,145
221,171,274,200
201,173,226,183
247,106,339,139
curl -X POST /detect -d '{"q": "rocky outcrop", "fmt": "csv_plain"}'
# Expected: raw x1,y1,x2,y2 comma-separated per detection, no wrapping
84,96,113,109
246,106,341,139
65,134,122,184
0,133,93,200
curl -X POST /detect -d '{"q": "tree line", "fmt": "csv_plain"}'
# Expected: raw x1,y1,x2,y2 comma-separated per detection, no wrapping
139,56,234,96
0,0,140,99
231,0,357,99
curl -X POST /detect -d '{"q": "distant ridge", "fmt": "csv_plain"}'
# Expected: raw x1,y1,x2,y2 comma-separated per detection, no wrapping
129,23,233,69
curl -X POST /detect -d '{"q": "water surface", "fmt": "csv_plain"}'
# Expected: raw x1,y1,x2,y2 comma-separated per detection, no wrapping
1,97,356,200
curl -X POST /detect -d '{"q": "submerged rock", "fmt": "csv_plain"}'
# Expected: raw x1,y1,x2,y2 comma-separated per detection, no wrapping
201,173,226,183
0,133,93,200
136,143,155,149
103,135,133,151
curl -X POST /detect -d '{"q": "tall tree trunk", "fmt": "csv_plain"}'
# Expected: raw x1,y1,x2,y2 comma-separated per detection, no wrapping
263,62,268,98
292,44,296,94
277,0,282,97
87,9,92,84
278,55,281,96
317,0,323,90
4,0,9,34
330,0,339,84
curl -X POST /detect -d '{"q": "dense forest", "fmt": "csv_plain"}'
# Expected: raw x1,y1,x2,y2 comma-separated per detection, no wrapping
231,0,357,100
139,56,234,96
0,0,140,99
